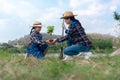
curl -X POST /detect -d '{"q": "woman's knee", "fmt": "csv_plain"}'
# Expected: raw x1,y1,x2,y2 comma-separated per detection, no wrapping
64,48,73,55
64,48,69,55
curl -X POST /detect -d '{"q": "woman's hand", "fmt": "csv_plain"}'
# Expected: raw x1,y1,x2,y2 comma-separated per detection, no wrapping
51,39,56,44
45,39,56,45
62,23,66,30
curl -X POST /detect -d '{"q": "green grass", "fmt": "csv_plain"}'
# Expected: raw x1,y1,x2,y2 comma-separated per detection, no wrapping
0,51,120,80
91,48,115,54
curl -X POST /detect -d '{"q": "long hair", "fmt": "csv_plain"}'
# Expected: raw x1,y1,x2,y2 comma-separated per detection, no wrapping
69,16,75,21
70,17,83,28
30,27,35,35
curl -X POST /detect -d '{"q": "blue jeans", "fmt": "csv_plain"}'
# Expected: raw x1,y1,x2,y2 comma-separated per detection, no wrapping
26,43,49,59
64,39,91,56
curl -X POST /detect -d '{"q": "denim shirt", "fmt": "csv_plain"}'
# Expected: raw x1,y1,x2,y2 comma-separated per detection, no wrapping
30,31,45,45
56,19,92,47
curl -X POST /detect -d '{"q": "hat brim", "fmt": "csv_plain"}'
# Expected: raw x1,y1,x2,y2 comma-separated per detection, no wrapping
60,15,77,19
32,24,43,27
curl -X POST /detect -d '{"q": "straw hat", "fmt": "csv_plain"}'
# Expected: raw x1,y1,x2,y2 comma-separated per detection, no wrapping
61,11,77,19
32,21,42,27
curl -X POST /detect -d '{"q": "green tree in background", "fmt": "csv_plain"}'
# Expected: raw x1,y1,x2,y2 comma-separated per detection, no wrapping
114,11,120,48
114,12,120,36
114,12,120,21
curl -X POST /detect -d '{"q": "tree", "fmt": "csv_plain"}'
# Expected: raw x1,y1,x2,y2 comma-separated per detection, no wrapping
114,12,120,36
114,12,120,21
114,11,120,48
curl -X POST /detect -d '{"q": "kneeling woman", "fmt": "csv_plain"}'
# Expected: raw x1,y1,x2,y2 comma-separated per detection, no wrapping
25,21,50,59
54,11,92,60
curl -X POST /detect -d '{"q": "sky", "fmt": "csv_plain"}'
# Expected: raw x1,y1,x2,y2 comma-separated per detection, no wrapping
0,0,120,43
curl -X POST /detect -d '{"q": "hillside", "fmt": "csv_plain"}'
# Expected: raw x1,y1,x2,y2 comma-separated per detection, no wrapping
8,33,116,46
8,33,61,46
4,33,118,54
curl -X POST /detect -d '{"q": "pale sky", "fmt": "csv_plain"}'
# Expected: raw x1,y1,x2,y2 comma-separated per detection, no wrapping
0,0,120,42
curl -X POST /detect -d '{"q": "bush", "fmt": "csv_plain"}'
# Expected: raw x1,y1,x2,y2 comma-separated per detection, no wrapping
87,34,114,53
92,39,113,49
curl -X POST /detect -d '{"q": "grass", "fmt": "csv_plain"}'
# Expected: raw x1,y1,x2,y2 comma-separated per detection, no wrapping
0,50,120,80
91,48,115,54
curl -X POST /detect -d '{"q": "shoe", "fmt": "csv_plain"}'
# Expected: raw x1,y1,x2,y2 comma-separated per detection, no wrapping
63,55,73,61
84,52,92,60
77,52,84,56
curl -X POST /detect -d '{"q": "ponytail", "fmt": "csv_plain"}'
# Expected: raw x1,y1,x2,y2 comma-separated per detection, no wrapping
30,27,34,35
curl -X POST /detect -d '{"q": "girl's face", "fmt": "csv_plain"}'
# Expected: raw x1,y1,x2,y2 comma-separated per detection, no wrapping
64,18,71,24
34,26,42,32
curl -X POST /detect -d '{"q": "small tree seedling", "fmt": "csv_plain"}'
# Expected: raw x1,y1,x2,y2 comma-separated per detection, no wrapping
47,26,54,42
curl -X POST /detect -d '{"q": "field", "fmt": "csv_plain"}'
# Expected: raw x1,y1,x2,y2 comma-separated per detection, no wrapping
0,51,120,80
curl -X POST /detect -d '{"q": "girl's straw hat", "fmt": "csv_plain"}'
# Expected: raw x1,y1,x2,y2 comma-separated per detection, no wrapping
61,11,77,19
32,21,42,27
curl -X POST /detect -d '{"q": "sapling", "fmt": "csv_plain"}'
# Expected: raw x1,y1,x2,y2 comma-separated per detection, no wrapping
47,26,54,42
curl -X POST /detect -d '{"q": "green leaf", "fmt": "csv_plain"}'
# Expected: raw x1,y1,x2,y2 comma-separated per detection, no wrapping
47,26,54,34
114,12,120,21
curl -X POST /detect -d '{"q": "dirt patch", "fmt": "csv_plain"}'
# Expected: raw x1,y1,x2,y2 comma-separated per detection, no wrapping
111,48,120,56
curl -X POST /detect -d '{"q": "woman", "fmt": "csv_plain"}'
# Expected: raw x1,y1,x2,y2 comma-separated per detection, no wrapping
53,11,92,60
25,21,50,59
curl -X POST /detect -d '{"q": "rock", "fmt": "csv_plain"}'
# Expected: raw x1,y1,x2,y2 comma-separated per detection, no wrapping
111,48,120,56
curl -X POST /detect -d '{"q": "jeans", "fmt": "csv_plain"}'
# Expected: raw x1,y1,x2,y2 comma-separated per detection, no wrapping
26,43,49,59
64,39,92,56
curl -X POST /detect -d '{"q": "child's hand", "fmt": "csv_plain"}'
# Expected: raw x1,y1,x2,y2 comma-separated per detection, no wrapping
45,39,56,45
45,40,50,44
45,40,53,45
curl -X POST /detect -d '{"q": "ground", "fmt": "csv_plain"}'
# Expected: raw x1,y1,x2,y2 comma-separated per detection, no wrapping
0,52,120,80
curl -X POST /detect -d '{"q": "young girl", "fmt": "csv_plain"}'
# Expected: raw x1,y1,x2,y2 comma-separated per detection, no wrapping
25,21,50,59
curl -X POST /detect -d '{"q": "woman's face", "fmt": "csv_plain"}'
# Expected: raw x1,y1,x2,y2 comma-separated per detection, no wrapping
34,26,42,32
64,18,71,24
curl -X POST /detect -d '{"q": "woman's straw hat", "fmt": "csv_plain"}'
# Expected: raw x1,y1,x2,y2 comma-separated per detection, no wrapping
32,21,42,27
61,11,77,19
